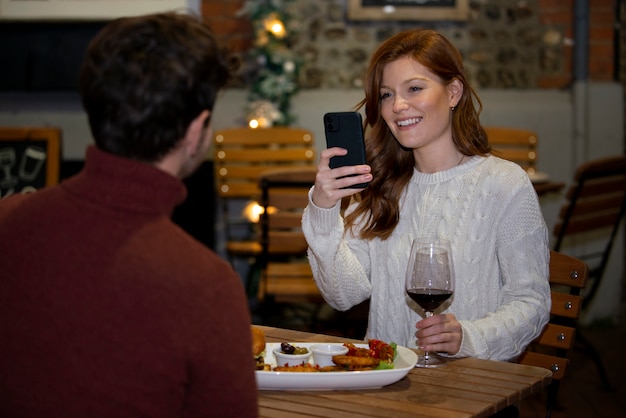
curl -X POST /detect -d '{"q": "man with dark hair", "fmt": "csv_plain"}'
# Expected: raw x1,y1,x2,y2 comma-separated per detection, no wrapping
0,12,258,417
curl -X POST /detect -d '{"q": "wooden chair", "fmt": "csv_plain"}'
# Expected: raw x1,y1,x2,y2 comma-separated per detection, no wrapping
518,250,589,418
213,127,316,263
484,126,538,174
254,167,323,326
550,155,625,393
553,155,626,310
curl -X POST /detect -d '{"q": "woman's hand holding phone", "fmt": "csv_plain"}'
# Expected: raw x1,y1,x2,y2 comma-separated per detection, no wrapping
312,111,372,208
311,147,371,209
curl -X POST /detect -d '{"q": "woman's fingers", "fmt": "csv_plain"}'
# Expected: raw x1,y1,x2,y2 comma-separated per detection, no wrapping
311,147,371,208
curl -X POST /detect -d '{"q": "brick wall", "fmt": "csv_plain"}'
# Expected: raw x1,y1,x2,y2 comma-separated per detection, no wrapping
536,0,573,87
589,0,617,81
202,0,252,52
202,0,616,88
201,0,253,52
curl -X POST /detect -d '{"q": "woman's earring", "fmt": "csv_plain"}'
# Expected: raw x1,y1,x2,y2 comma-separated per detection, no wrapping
450,105,456,111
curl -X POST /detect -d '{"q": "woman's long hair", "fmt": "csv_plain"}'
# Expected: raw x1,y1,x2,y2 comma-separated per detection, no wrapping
346,29,490,240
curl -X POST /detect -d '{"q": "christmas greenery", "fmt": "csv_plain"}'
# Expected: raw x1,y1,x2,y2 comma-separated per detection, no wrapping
239,0,301,127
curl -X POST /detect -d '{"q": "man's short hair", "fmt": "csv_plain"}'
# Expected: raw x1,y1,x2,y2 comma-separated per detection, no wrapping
79,12,238,162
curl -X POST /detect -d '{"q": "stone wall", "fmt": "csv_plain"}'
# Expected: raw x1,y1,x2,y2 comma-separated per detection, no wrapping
204,0,615,89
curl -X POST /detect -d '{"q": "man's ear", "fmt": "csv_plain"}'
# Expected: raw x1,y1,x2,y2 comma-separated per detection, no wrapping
184,110,211,157
448,78,463,108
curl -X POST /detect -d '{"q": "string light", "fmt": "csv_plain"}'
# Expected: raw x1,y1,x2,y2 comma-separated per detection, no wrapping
242,201,276,223
247,117,272,129
264,14,286,38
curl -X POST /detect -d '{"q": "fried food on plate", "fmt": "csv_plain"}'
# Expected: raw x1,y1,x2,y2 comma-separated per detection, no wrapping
318,365,344,372
332,354,380,368
273,364,320,372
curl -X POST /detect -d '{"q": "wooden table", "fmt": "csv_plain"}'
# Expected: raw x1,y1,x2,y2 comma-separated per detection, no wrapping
257,326,552,418
533,181,565,196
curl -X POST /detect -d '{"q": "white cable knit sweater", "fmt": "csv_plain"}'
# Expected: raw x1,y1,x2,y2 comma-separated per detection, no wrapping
302,155,551,361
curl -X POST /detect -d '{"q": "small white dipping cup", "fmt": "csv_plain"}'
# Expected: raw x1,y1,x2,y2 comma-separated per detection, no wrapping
310,343,349,367
273,347,311,367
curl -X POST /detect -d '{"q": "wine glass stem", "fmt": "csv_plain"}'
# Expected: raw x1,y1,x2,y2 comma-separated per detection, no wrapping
423,311,433,365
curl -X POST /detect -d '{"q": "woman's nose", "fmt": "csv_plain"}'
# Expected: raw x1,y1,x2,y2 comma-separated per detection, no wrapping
393,96,409,112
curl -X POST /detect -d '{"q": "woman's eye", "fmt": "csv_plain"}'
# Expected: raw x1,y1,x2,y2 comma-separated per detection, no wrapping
409,86,422,93
380,92,392,100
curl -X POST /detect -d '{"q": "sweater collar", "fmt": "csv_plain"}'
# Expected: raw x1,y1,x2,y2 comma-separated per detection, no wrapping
62,145,187,216
411,155,485,185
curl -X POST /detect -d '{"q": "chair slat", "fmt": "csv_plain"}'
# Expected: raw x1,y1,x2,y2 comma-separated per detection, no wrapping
484,127,537,145
266,263,313,278
218,148,315,163
215,127,313,145
574,156,626,180
550,292,583,319
492,149,537,162
534,323,576,350
559,194,625,219
218,183,260,198
566,177,626,200
218,165,290,179
261,167,317,183
548,257,587,288
226,240,261,256
484,126,538,173
267,232,308,253
518,351,569,381
268,215,304,230
554,213,620,236
268,190,311,209
262,263,321,303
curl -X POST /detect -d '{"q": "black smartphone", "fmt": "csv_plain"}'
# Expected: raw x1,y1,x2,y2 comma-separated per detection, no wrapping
323,111,369,188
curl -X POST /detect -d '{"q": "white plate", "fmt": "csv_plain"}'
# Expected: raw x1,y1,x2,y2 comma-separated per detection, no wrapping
256,342,418,390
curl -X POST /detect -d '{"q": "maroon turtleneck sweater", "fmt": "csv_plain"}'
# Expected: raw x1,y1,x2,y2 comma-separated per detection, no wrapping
0,146,258,418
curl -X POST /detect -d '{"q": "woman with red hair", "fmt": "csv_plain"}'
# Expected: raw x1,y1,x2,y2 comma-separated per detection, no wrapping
303,29,550,365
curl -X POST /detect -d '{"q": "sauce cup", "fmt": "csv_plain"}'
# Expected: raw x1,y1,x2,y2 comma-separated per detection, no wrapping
310,343,349,367
273,347,311,367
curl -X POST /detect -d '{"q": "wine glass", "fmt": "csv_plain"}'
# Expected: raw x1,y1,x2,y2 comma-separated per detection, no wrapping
405,238,455,368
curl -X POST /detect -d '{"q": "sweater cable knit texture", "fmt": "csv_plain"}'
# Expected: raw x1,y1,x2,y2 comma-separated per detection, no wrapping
303,155,551,361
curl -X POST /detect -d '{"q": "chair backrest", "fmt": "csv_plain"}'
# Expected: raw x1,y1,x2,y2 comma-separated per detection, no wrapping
484,126,538,174
214,127,316,199
213,127,316,260
257,167,320,303
552,155,626,308
517,250,588,413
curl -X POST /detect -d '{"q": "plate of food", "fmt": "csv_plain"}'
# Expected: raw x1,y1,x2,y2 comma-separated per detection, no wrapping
254,336,418,390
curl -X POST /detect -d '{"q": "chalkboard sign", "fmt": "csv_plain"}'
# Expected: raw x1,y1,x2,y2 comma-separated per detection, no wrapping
0,127,61,199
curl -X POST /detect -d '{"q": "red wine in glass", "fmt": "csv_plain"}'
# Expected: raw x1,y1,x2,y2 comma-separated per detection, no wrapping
405,238,455,368
407,288,453,312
